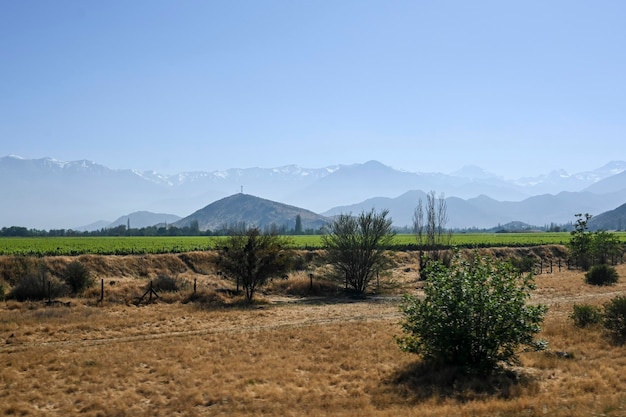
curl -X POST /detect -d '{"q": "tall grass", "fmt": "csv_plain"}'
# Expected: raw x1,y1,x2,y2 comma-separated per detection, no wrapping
2,264,626,416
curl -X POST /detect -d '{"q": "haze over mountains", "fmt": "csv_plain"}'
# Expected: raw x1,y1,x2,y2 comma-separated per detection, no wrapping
2,155,626,231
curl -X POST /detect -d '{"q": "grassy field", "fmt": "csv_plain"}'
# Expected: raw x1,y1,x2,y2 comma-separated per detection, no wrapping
1,251,626,416
4,232,625,256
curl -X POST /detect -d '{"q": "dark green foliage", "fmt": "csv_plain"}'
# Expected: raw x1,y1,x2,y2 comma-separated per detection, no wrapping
570,304,602,327
569,213,594,270
294,214,303,234
585,264,619,286
218,228,294,302
603,296,626,343
64,261,94,294
591,231,622,265
568,213,623,270
397,252,547,375
9,264,68,301
322,209,395,295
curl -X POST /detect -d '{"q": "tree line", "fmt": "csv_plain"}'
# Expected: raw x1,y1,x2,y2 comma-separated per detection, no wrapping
0,218,324,238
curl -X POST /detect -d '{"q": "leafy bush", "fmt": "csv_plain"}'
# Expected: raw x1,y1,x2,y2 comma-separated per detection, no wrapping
64,261,94,294
603,296,626,343
397,252,547,375
585,264,619,286
570,304,602,327
9,265,68,301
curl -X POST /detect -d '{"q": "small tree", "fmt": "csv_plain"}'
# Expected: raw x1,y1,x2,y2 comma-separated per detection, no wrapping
218,228,293,303
397,252,547,374
414,191,452,277
64,260,94,294
591,230,622,265
569,213,623,270
294,214,303,235
603,296,626,343
322,209,395,295
569,213,593,270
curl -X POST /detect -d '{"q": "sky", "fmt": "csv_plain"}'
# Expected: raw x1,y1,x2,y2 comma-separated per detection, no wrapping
1,0,625,179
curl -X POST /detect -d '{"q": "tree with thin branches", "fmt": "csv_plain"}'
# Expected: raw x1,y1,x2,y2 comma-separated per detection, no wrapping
413,191,452,276
218,228,293,303
323,209,395,295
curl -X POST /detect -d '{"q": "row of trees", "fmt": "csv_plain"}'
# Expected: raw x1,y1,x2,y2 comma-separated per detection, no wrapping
218,198,547,375
569,213,623,270
0,219,324,238
217,209,396,302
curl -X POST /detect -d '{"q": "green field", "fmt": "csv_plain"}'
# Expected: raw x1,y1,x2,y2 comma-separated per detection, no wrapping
3,232,625,256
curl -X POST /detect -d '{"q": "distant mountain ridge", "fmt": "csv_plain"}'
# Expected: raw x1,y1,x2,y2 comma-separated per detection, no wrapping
74,211,182,232
588,202,626,231
2,154,626,230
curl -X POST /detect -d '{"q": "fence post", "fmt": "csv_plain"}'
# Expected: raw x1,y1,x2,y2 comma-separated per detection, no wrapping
194,278,197,294
100,279,104,302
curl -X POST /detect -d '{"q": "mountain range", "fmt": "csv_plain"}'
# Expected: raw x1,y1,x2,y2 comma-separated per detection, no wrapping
2,155,626,230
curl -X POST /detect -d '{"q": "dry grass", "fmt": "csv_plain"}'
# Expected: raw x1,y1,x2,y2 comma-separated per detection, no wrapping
1,250,626,416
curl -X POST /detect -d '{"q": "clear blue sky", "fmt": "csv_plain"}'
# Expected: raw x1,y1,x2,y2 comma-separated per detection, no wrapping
1,0,624,178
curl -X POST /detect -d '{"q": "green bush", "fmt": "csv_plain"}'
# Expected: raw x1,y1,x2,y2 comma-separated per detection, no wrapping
603,296,626,343
397,252,547,375
570,304,602,327
585,264,619,286
64,261,94,294
9,265,68,301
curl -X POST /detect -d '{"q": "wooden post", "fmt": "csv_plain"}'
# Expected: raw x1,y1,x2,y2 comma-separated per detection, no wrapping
48,281,51,303
149,281,153,302
100,279,104,302
558,259,561,272
309,273,313,291
194,278,197,294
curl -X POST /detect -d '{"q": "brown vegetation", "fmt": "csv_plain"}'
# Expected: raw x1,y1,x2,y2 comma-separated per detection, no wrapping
1,247,626,416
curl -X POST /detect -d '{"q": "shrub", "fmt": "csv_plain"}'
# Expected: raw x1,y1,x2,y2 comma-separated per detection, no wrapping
151,274,186,292
510,256,536,273
64,261,94,294
603,296,626,343
9,264,68,301
585,264,619,286
570,304,602,327
397,252,547,375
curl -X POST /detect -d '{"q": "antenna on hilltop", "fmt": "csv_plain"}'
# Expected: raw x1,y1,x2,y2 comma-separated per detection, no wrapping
240,186,243,194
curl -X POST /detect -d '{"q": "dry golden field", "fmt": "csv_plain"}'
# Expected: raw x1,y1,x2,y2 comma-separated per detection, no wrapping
2,248,626,416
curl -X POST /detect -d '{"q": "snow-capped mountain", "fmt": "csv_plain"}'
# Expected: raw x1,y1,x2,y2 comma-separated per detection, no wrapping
2,154,625,230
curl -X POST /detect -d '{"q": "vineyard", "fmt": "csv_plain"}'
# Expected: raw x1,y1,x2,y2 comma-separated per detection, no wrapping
2,232,624,256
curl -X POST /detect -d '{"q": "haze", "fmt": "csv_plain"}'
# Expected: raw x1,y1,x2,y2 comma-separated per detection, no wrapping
1,1,625,178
